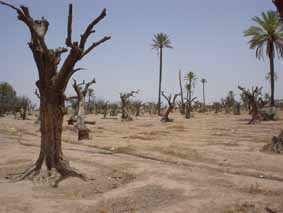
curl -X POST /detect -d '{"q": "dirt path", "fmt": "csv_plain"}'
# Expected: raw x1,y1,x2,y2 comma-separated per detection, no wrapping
0,112,283,213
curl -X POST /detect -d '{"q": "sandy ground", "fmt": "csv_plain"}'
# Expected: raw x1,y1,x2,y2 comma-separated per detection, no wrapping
0,111,283,213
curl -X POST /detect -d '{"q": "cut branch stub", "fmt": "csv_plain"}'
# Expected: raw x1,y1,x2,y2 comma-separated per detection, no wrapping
66,4,73,47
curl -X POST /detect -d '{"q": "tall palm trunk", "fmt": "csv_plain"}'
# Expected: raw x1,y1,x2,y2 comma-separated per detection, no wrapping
269,42,275,107
188,91,192,118
158,47,163,115
202,83,206,112
185,89,189,118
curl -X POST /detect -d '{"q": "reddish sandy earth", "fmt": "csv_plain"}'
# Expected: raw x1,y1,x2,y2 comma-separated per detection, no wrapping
0,112,283,213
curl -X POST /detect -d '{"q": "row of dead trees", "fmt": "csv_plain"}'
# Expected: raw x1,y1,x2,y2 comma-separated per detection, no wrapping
0,0,281,188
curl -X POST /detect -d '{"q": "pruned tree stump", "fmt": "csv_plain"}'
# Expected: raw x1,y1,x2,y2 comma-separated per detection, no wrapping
262,131,283,154
78,128,90,140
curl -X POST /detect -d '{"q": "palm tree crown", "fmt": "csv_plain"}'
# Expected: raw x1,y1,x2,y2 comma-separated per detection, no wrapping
201,78,207,84
244,11,283,60
151,33,173,50
184,72,197,91
244,10,283,107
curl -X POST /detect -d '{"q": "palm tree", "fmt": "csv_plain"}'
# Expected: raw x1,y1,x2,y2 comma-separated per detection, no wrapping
184,71,197,119
151,33,173,115
244,11,283,107
200,78,207,112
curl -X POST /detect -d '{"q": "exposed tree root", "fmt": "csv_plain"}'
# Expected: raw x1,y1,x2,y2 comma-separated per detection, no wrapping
248,112,271,124
6,160,87,187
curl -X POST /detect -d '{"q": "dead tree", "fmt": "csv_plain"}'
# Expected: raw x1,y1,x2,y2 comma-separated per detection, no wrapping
72,78,96,140
176,101,184,114
238,86,273,124
233,102,241,115
132,101,142,117
160,92,180,122
178,70,185,114
120,90,138,121
1,1,111,186
102,101,109,118
212,102,221,114
18,96,31,120
109,103,118,116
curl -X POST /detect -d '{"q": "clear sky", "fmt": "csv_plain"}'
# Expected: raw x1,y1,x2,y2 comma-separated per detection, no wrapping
0,0,282,104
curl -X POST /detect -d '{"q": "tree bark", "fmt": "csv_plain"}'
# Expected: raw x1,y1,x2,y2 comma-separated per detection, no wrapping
269,42,275,107
188,89,192,118
77,96,86,129
77,96,90,140
39,91,64,171
179,70,185,114
157,47,163,116
161,92,180,122
202,82,206,112
185,89,189,118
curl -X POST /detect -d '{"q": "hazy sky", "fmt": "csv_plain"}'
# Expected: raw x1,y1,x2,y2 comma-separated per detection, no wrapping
0,0,282,104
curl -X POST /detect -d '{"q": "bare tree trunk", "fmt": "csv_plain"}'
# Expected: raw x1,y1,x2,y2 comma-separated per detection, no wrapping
103,102,108,118
121,99,127,119
77,96,86,129
188,90,192,118
120,91,138,121
269,42,275,107
161,106,174,122
179,70,185,114
161,92,180,122
40,92,64,171
202,82,206,112
157,47,163,115
77,96,90,140
185,89,189,118
1,1,110,186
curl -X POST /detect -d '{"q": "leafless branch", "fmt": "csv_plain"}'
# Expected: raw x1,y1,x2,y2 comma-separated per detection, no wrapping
82,36,111,58
79,8,107,50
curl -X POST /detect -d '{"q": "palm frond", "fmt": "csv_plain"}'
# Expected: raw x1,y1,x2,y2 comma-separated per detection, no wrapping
150,33,173,49
244,10,283,60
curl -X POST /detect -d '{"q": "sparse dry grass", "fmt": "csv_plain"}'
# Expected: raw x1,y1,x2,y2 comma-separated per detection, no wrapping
0,112,283,212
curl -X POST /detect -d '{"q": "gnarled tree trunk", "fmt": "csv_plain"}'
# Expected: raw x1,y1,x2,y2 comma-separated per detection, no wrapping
39,92,64,171
120,90,138,121
1,1,110,186
72,78,95,140
160,92,180,122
